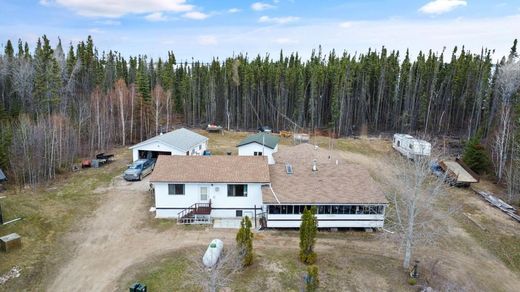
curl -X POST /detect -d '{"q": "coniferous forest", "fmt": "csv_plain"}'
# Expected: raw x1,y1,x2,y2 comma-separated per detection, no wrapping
0,36,519,197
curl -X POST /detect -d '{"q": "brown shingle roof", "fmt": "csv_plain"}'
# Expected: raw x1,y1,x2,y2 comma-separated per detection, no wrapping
264,144,387,204
149,155,270,183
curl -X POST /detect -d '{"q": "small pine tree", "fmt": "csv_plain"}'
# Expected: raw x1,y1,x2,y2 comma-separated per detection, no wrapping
305,265,319,292
299,206,318,264
236,216,254,266
462,136,491,174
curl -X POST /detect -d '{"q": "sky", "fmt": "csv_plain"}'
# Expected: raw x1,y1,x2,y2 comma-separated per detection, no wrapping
0,0,518,62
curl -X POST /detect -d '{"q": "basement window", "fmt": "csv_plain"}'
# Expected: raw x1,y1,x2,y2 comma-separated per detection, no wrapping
168,184,185,195
227,184,248,197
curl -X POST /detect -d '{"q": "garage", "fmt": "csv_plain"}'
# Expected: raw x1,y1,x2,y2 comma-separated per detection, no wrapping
138,150,172,160
129,128,209,162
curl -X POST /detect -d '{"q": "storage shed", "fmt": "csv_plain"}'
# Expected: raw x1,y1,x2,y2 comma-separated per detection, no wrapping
129,128,208,162
237,133,280,164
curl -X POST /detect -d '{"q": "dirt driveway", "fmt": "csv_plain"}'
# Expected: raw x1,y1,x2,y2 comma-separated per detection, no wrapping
47,176,236,291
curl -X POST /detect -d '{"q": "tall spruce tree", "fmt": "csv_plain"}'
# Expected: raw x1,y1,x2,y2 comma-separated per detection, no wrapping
236,216,254,266
299,206,318,264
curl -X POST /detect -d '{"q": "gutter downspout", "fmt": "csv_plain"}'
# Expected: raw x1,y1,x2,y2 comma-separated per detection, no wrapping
269,184,281,204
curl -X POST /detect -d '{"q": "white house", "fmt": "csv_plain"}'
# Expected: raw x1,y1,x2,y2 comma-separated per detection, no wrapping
129,128,208,162
150,155,270,223
262,144,388,229
392,133,431,159
150,144,387,229
237,133,280,165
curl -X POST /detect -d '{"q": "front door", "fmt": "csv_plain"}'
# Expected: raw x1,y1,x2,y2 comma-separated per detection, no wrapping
200,186,208,201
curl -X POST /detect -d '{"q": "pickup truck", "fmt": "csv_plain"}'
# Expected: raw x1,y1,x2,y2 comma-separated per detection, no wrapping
123,159,155,181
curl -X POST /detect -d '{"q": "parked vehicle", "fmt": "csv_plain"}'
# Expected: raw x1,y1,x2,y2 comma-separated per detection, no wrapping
392,133,431,159
124,159,155,181
258,126,272,133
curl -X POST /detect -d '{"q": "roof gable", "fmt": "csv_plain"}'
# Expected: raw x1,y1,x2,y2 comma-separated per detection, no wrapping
130,128,208,151
237,133,280,149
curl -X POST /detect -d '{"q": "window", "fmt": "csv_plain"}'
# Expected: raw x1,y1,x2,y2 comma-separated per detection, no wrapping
199,144,202,150
409,144,413,150
236,210,243,217
168,184,185,195
227,184,248,197
186,151,190,156
397,140,401,147
200,187,208,201
268,205,280,214
254,151,263,156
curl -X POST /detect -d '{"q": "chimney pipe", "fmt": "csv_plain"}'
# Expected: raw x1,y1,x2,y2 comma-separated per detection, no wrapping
312,159,318,172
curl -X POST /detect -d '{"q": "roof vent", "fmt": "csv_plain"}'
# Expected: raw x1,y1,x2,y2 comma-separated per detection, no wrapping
312,159,318,172
285,163,293,175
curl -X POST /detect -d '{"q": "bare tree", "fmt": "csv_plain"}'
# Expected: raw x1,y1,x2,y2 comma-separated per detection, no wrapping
151,84,165,135
185,246,243,292
385,151,451,269
492,61,520,183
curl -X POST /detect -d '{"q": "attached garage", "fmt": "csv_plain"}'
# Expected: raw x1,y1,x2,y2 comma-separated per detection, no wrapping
129,128,208,162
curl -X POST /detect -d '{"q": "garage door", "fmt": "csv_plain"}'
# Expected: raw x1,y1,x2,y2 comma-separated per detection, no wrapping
138,150,172,160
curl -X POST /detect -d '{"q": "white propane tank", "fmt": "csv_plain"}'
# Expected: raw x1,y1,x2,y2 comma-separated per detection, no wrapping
203,239,224,268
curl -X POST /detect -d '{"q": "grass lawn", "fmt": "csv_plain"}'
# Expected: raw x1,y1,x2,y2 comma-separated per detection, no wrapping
0,149,128,290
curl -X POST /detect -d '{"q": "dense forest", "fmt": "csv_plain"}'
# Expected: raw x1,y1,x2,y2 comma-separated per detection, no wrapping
0,36,519,201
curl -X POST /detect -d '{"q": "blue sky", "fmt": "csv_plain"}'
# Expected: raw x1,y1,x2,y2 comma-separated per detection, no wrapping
0,1,519,61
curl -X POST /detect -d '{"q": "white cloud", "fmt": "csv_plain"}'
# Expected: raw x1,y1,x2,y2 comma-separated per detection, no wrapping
44,0,193,18
419,0,467,15
197,35,218,45
228,8,241,13
95,19,121,26
251,2,275,11
145,12,168,22
339,21,353,28
88,28,104,34
274,37,297,44
259,15,299,24
183,11,210,20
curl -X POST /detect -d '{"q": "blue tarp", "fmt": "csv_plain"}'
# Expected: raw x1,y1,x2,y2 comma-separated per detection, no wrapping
0,169,6,181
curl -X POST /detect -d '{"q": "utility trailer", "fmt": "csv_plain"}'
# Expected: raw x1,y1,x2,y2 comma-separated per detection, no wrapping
437,158,479,187
392,134,431,159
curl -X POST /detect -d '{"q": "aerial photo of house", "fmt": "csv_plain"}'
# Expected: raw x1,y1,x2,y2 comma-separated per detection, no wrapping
1,1,519,291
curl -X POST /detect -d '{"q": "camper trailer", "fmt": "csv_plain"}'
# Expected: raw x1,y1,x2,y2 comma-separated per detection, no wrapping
392,134,431,159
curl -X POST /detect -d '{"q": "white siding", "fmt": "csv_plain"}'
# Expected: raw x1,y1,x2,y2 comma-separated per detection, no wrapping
264,204,386,228
266,214,385,228
131,140,208,161
154,182,264,218
238,142,277,164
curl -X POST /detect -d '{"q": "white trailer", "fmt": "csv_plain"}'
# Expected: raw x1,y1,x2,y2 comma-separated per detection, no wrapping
392,134,431,159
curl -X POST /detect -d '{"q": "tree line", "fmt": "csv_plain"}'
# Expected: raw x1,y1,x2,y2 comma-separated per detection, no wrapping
0,36,519,193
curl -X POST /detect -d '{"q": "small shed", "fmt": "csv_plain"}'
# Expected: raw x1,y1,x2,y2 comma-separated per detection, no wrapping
237,133,280,164
129,128,208,162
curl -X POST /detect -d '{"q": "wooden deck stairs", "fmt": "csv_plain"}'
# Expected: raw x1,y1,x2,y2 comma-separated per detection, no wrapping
177,201,212,224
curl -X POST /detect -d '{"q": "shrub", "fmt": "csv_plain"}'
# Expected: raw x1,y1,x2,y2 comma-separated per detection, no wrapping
305,265,319,291
236,216,254,266
299,206,318,264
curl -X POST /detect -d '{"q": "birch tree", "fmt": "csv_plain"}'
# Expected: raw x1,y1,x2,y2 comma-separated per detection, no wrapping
385,152,450,269
186,247,243,292
492,61,520,182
